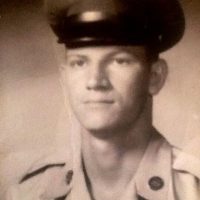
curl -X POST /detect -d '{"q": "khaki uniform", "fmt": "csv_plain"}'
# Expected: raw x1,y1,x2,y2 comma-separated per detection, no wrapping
4,133,200,200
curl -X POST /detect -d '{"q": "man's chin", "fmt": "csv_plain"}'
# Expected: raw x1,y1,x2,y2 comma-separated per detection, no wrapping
82,123,112,133
79,118,123,138
77,112,115,128
82,126,118,139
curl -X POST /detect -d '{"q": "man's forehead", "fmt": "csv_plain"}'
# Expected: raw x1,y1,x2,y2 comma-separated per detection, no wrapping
66,45,147,57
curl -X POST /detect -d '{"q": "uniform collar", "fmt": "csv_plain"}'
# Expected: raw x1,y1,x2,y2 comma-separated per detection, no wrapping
135,133,172,200
69,132,173,200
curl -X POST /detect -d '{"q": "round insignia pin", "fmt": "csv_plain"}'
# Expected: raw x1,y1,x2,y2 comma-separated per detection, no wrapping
148,176,164,191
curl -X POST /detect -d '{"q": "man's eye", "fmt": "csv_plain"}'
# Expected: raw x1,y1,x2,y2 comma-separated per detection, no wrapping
68,59,86,68
113,58,132,66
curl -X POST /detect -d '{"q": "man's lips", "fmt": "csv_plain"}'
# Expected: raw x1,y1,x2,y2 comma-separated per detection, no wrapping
84,99,114,104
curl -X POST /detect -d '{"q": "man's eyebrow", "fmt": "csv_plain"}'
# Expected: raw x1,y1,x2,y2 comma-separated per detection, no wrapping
109,51,133,57
66,53,88,59
106,50,141,60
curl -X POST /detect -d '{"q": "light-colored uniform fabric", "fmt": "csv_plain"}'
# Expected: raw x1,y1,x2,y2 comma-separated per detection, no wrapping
3,133,200,200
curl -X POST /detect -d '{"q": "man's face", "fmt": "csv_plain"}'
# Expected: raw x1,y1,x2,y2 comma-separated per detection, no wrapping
62,46,153,134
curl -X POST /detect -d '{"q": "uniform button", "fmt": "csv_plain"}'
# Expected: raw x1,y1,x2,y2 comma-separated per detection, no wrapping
66,170,73,185
148,176,164,191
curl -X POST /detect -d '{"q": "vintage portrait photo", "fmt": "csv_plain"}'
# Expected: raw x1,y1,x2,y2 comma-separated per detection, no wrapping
0,0,200,199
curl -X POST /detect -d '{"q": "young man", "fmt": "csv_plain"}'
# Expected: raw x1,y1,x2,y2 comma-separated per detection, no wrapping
5,0,200,200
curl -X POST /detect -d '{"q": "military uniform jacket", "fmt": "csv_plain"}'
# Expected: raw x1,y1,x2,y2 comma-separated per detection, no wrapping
4,133,200,200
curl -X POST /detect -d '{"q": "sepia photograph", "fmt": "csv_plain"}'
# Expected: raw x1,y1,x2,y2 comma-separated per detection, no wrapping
0,0,200,199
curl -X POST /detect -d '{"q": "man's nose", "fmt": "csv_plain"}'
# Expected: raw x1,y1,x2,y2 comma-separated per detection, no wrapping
86,65,110,90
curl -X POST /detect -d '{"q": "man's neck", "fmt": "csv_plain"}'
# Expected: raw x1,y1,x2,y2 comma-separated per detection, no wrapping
81,122,154,200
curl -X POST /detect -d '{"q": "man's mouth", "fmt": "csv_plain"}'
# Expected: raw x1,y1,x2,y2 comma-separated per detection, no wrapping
84,99,114,106
84,99,114,103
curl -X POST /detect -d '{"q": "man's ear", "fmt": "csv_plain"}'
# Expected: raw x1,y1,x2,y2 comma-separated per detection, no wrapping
148,59,168,95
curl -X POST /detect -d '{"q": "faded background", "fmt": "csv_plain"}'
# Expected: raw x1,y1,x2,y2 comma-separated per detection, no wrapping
0,0,200,195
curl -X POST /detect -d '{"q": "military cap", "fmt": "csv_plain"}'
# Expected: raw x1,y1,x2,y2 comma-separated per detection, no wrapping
45,0,185,52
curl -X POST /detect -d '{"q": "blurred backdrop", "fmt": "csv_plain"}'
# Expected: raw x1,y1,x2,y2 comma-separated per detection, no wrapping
0,0,200,193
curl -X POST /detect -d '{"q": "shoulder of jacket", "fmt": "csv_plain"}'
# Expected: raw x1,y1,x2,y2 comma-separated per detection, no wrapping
4,147,73,200
19,147,72,183
172,136,200,179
